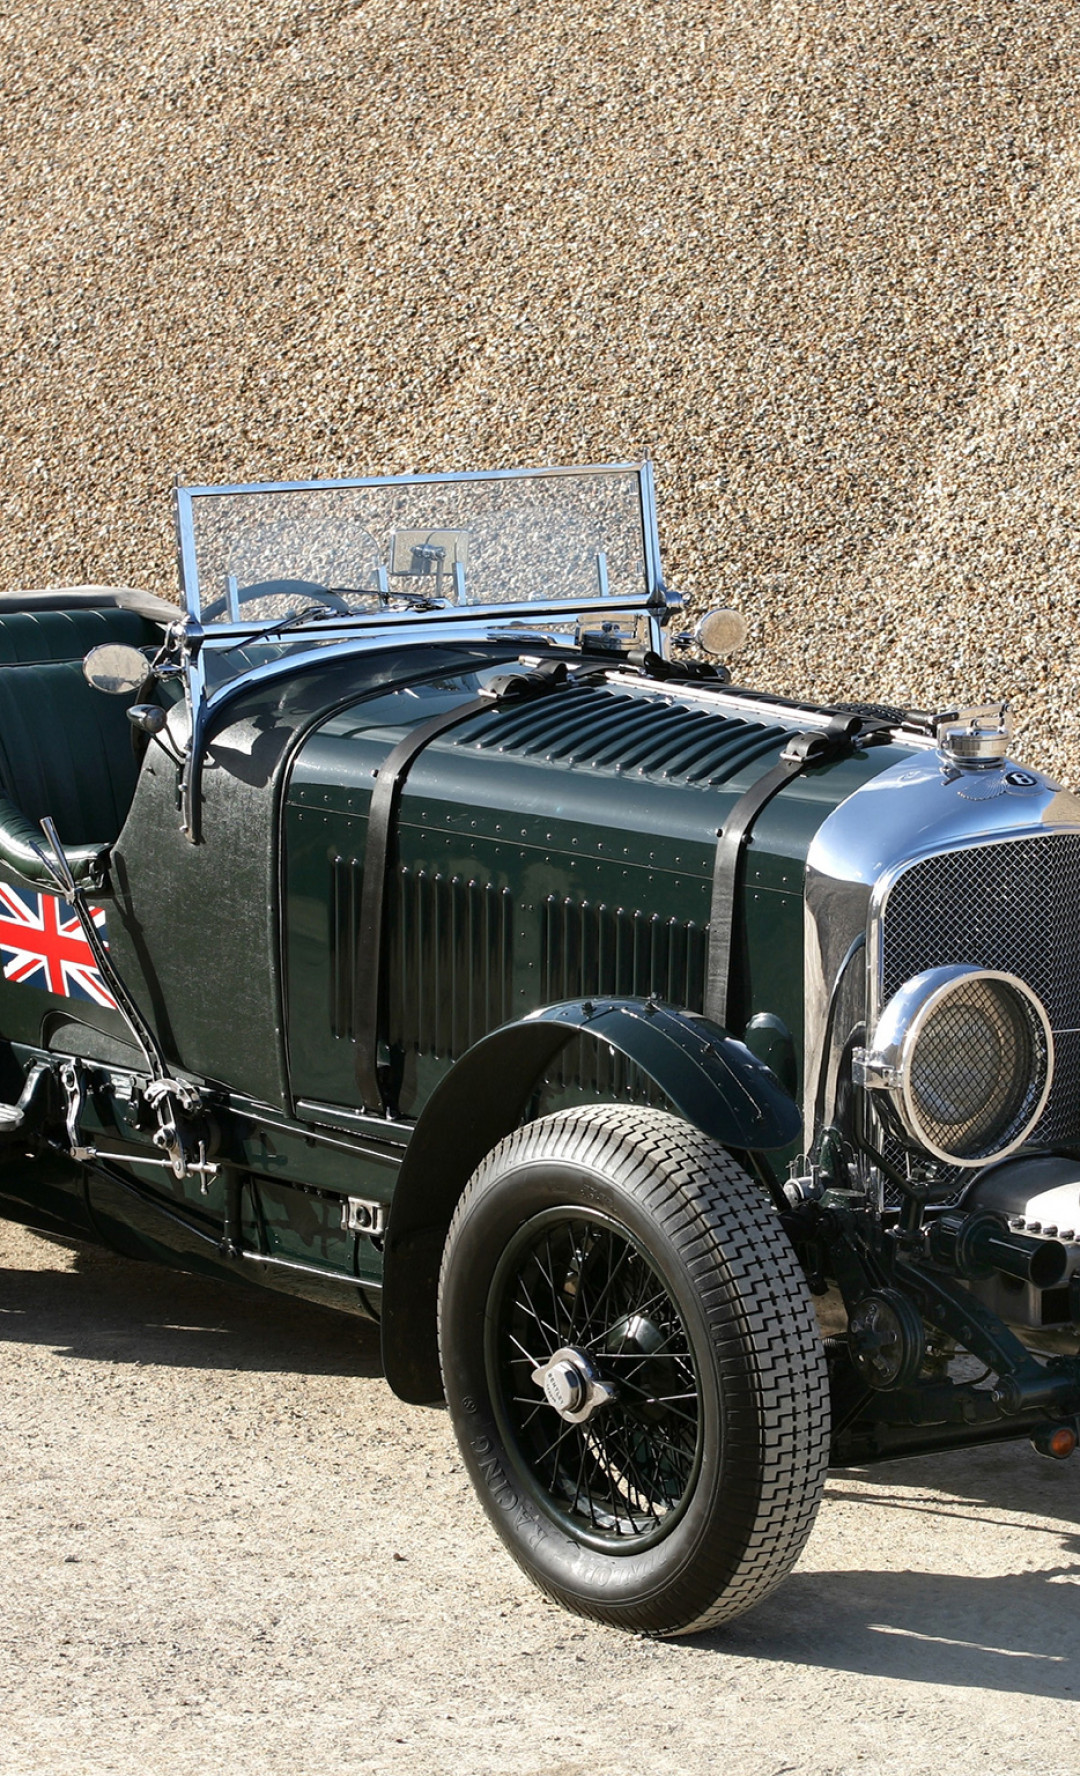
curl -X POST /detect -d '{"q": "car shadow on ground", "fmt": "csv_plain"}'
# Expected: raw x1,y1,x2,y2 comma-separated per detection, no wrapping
699,1443,1080,1698
710,1558,1080,1699
5,1233,1080,1698
0,1237,384,1377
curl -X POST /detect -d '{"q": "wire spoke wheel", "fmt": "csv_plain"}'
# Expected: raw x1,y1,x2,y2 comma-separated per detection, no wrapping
439,1105,830,1636
491,1209,703,1551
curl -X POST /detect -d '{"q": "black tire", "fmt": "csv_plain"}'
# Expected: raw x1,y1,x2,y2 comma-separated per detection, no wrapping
438,1105,830,1636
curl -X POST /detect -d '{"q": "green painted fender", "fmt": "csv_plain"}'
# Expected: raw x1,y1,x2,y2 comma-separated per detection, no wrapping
381,997,801,1403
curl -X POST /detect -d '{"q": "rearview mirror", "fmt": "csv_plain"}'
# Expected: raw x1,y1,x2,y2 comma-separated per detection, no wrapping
695,608,748,658
83,643,149,695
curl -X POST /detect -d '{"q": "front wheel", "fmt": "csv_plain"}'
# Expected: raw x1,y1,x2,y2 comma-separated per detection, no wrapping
438,1105,830,1636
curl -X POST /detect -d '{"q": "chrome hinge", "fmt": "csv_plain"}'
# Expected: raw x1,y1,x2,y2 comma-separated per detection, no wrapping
341,1196,388,1238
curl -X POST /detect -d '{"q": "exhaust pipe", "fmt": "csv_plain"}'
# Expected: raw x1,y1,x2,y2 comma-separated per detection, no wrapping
929,1210,1070,1291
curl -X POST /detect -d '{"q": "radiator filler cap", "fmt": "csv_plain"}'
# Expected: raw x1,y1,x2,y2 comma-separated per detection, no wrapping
937,704,1011,768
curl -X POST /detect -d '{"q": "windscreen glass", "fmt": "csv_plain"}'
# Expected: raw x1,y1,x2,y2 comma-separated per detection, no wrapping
181,467,652,628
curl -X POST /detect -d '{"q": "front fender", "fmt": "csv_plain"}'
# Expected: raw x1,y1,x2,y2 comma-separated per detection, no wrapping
381,997,800,1403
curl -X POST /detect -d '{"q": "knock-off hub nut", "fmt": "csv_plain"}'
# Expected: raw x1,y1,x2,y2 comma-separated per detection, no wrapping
531,1347,616,1424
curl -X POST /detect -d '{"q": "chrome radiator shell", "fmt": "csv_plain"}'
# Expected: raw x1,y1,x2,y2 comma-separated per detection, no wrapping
805,751,1080,1151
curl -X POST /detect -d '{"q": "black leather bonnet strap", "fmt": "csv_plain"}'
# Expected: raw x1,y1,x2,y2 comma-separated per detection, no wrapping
704,716,871,1033
353,695,493,1111
354,661,583,1111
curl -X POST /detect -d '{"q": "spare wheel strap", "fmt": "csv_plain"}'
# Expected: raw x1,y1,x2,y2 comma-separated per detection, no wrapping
704,722,863,1033
354,695,494,1111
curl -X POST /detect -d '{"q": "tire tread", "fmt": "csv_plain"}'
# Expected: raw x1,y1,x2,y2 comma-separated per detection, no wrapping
440,1104,830,1637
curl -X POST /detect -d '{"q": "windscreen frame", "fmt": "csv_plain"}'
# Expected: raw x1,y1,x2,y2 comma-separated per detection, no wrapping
173,461,667,636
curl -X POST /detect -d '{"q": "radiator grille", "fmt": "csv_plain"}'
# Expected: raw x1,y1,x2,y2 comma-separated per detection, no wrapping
880,831,1080,1149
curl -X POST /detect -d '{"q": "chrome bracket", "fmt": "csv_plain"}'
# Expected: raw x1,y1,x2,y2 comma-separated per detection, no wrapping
144,1075,203,1118
852,1047,901,1090
59,1061,94,1162
341,1196,388,1238
143,1076,210,1183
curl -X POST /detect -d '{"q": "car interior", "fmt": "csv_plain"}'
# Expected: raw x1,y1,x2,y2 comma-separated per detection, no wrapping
0,592,169,891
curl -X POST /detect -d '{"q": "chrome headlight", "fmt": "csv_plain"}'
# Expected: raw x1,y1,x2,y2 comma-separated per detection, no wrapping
856,966,1053,1168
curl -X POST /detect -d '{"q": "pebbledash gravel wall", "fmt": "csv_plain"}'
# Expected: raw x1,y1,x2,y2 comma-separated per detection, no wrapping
1,2,1078,777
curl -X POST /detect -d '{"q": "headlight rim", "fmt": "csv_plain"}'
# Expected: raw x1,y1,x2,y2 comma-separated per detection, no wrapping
864,965,1054,1169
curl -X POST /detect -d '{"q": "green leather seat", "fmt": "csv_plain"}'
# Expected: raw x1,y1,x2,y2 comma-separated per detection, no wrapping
0,603,162,893
0,606,152,666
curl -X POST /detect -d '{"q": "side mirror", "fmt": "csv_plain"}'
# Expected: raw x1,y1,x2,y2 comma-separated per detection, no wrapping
695,609,748,659
83,643,149,695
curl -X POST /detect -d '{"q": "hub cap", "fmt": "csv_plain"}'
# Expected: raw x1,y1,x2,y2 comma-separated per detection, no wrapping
531,1347,616,1424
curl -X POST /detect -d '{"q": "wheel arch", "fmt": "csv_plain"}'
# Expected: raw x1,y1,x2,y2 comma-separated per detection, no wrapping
380,997,801,1403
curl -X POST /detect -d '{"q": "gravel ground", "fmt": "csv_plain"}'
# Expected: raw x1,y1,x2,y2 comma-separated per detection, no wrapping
1,1219,1078,1776
1,3,1079,774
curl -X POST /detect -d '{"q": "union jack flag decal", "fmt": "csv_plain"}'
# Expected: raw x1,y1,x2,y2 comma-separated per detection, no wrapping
0,881,116,1008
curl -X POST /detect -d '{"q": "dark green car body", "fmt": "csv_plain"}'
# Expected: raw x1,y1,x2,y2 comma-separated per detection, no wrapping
0,626,888,1349
2,462,1079,1541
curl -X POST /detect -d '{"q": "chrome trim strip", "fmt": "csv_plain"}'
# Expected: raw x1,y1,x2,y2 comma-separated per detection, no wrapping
607,674,844,732
179,591,656,647
606,674,941,744
180,460,644,499
240,1248,382,1291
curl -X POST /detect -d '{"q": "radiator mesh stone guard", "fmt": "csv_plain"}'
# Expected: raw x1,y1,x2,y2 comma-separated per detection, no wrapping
879,830,1080,1152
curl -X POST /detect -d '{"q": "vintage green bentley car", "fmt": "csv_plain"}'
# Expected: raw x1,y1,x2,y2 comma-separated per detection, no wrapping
1,463,1078,1636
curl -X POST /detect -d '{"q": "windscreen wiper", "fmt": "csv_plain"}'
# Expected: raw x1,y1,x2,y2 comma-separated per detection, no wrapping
218,603,342,655
328,584,449,613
